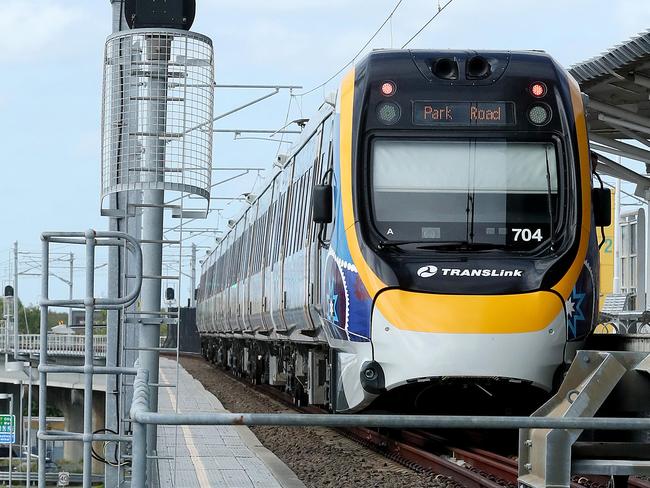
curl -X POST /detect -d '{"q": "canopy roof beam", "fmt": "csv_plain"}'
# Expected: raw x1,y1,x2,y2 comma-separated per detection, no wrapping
595,153,650,199
590,133,650,163
589,99,650,128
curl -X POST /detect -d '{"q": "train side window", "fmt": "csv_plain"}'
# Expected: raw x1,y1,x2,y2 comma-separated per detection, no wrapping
287,183,296,256
298,175,307,250
240,229,247,281
293,177,301,253
274,194,285,263
260,211,268,270
304,167,314,242
265,202,275,267
299,174,309,248
294,177,303,254
252,218,259,273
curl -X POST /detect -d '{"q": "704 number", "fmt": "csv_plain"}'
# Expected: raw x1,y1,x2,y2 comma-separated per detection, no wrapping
512,228,543,242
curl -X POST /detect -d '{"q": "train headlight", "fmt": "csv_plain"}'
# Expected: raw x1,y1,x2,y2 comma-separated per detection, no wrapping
377,102,401,125
530,82,547,98
381,81,396,97
528,104,551,126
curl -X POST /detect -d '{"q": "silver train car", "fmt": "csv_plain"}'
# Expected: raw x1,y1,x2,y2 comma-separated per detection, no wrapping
197,50,610,413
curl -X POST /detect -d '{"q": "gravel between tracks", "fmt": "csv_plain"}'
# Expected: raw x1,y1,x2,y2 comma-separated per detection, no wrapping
180,355,455,488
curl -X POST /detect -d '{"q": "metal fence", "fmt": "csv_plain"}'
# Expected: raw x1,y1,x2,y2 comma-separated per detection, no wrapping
0,331,167,358
0,330,108,357
130,351,650,488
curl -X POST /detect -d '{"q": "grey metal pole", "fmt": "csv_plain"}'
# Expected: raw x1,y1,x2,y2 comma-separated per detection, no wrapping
18,382,22,475
82,230,96,488
13,242,18,348
8,394,12,488
130,369,149,487
190,243,197,307
37,238,48,487
68,252,74,326
139,34,170,475
26,366,31,486
106,3,134,485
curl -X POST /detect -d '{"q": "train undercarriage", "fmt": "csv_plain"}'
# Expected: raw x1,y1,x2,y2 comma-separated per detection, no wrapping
200,335,550,415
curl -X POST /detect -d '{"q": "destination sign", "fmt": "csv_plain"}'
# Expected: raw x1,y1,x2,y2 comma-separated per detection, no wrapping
413,101,515,126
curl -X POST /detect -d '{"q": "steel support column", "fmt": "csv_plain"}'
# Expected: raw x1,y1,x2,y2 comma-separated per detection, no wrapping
139,34,170,475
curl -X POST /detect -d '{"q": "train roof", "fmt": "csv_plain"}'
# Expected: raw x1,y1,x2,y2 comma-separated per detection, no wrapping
203,102,335,263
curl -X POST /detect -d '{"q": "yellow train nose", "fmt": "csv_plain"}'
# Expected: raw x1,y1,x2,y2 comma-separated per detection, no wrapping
373,289,565,334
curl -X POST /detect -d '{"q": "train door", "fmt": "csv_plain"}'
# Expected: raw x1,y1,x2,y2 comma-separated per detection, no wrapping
236,216,251,333
306,118,333,329
248,198,263,333
229,227,243,333
240,211,254,333
221,233,234,332
270,165,292,332
261,178,277,332
284,133,319,333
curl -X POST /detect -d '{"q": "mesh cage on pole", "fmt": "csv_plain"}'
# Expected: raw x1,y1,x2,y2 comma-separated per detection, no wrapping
101,28,214,207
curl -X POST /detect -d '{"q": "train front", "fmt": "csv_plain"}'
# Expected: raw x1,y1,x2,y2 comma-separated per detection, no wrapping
325,50,599,413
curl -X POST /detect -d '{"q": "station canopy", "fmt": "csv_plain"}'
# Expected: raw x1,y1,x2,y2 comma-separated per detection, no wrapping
570,29,650,196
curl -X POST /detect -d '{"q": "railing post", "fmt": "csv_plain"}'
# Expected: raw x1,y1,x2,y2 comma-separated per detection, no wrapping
131,369,150,488
37,237,49,488
82,230,96,488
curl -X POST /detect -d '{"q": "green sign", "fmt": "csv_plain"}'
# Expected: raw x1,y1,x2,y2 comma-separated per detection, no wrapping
0,415,15,444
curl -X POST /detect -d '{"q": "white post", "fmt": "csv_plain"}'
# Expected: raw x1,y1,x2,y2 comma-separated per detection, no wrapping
26,365,31,486
9,394,13,488
614,177,622,294
190,243,197,307
13,242,18,348
18,381,22,473
68,253,74,326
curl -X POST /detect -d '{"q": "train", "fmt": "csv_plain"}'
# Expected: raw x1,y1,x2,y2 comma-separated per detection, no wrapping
197,50,611,413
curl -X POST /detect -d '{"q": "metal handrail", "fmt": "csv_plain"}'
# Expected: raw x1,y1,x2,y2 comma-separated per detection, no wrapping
128,366,650,486
38,230,143,488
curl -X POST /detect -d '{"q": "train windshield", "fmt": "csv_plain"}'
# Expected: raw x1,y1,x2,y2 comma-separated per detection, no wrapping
371,139,559,252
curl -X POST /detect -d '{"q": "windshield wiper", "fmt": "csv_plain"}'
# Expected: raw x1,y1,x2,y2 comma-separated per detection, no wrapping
544,148,556,249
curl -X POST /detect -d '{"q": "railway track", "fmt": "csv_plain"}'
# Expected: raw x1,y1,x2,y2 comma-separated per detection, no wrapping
242,382,516,488
223,370,649,488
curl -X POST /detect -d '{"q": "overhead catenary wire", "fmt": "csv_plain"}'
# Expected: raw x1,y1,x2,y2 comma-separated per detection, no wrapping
297,0,405,97
401,0,456,48
297,0,458,98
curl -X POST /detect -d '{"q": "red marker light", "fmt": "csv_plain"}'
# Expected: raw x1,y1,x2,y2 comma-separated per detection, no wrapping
381,81,396,97
530,82,546,98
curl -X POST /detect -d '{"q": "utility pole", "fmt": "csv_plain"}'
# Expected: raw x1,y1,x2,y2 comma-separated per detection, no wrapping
105,3,136,485
138,32,169,463
190,243,197,307
101,1,211,482
13,242,18,346
68,252,74,326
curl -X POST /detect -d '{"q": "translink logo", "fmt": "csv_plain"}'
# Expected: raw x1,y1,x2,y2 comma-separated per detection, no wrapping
417,266,523,278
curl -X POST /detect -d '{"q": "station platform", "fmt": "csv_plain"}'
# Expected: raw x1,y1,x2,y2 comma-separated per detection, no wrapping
156,358,305,488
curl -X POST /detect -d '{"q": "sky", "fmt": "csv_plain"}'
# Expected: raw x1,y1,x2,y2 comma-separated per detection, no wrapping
1,0,649,306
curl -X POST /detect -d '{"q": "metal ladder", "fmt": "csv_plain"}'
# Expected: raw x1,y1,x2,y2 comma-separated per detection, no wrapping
114,191,189,486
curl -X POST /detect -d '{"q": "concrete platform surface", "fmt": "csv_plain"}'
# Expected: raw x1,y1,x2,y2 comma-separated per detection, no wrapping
157,357,305,488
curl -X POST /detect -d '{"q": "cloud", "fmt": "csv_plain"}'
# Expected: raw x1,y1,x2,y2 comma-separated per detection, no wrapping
0,1,84,62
